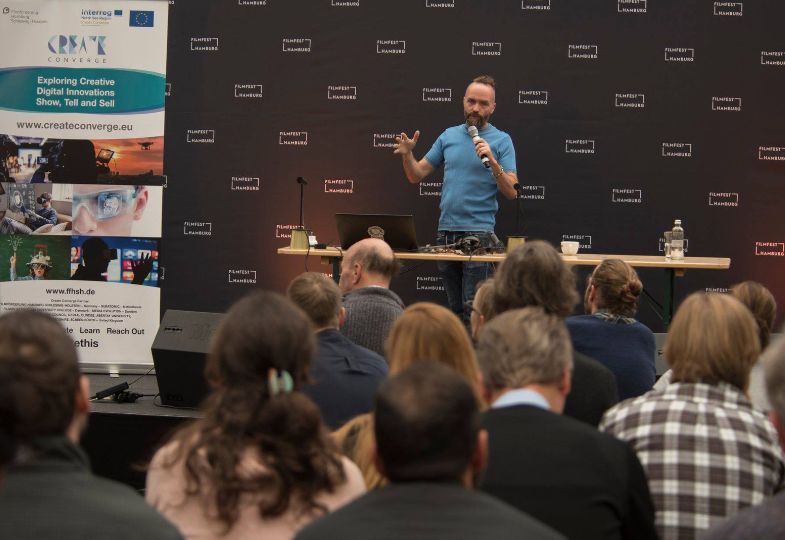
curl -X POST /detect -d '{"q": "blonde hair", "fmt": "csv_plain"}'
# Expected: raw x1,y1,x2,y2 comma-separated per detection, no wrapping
666,293,760,391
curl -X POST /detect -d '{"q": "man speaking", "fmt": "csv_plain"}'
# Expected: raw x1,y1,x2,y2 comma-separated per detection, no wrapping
394,75,518,322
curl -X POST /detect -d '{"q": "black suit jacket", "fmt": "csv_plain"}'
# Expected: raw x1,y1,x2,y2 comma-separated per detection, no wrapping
480,405,657,540
563,351,619,426
296,482,565,540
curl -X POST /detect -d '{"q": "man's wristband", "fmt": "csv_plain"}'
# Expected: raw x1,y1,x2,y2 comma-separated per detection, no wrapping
493,165,505,179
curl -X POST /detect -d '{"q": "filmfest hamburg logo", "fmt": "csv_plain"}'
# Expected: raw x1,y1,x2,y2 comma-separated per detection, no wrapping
231,177,260,191
186,129,215,143
426,0,455,6
712,97,741,111
568,45,598,59
234,84,263,98
761,51,785,66
472,42,502,56
708,192,739,207
521,0,550,9
520,185,545,200
282,38,311,52
328,86,357,100
184,221,212,236
324,179,354,194
618,0,646,12
519,90,548,105
615,93,645,108
419,181,442,197
706,287,731,293
423,88,452,102
563,234,592,250
165,83,172,96
228,269,257,284
665,47,694,62
377,40,405,54
611,188,642,204
565,139,595,154
191,37,219,51
662,142,692,157
755,242,785,257
373,133,398,148
331,0,360,6
416,276,445,291
238,0,267,5
714,2,742,16
759,146,785,161
279,131,308,145
659,238,689,253
276,225,300,239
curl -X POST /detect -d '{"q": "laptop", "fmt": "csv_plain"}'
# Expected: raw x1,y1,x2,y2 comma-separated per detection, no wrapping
335,213,419,251
151,309,224,408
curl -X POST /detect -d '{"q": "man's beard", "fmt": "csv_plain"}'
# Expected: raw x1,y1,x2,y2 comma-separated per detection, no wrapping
465,111,488,127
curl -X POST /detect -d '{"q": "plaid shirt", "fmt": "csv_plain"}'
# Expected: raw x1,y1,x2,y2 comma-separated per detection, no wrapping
600,382,784,540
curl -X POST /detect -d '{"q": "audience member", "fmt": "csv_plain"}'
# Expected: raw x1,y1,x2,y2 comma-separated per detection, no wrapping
477,308,657,540
567,259,656,400
287,272,388,430
703,329,785,539
339,238,404,356
469,278,495,341
334,302,482,489
297,362,565,540
489,240,618,425
146,292,365,539
0,310,181,539
601,293,785,540
654,280,777,410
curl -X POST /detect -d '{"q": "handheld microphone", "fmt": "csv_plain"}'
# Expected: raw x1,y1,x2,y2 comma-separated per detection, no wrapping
91,381,129,401
466,125,490,168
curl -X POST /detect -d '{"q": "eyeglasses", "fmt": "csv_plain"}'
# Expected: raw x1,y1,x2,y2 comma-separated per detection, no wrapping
72,188,137,221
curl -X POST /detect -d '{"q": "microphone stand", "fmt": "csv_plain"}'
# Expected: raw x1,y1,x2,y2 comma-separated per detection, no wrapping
290,177,310,249
297,176,307,229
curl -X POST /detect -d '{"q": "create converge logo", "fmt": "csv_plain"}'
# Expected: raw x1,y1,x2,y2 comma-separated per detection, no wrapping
228,269,257,284
324,179,354,194
562,234,592,250
521,0,550,10
618,0,646,12
662,142,692,157
712,97,742,112
280,131,308,145
191,37,218,51
520,185,545,200
186,129,215,143
568,44,598,59
714,2,742,16
282,38,311,52
234,84,263,98
419,181,442,197
328,85,357,100
184,221,212,236
423,88,452,102
276,225,300,239
565,139,595,154
755,242,785,257
377,40,405,54
612,188,642,204
48,35,107,55
519,90,548,105
472,42,502,56
416,276,445,291
373,133,397,148
231,177,260,191
664,47,694,62
759,146,785,161
615,93,645,108
761,51,785,66
708,192,739,207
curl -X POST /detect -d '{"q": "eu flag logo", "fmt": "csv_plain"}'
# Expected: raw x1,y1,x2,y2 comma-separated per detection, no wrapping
129,10,154,27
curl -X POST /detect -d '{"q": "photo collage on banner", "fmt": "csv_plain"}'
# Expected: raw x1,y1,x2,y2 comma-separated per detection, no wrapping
0,1,168,368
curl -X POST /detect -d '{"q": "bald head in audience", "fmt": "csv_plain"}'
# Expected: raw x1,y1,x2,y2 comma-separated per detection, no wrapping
339,238,399,293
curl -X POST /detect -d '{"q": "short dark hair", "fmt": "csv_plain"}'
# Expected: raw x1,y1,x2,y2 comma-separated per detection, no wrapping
0,310,80,443
349,244,400,280
473,75,496,89
287,272,341,328
374,361,480,483
489,240,578,319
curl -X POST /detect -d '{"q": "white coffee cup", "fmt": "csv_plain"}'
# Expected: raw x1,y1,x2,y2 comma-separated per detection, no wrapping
560,241,579,256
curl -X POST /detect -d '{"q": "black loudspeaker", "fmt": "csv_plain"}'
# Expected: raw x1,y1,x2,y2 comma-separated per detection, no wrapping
151,309,224,408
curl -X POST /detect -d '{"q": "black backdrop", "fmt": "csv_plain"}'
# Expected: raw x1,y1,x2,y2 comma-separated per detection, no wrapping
160,0,785,332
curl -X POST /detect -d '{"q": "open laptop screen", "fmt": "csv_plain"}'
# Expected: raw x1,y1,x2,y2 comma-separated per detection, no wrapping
335,213,419,251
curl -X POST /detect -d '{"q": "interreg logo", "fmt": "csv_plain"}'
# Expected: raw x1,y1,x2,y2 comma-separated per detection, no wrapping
416,276,445,291
759,147,785,161
562,234,592,250
708,192,739,207
761,51,785,66
714,2,742,16
565,139,595,154
618,0,646,12
234,84,263,98
712,97,741,111
615,93,645,108
519,185,545,200
279,131,308,145
183,221,212,236
373,133,398,148
48,35,106,55
472,42,502,56
377,40,405,54
328,86,357,100
282,38,311,52
186,129,215,143
664,48,694,62
755,242,784,257
276,225,300,239
190,37,219,51
521,0,550,9
519,90,548,105
231,177,260,191
662,142,692,157
80,9,117,25
228,269,257,284
423,88,452,102
419,181,442,197
568,45,598,59
611,188,642,204
324,179,354,194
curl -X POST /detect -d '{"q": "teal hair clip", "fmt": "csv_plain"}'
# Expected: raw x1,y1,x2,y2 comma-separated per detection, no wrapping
267,368,294,396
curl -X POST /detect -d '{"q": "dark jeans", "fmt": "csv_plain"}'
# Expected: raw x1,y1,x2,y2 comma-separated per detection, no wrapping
436,231,500,323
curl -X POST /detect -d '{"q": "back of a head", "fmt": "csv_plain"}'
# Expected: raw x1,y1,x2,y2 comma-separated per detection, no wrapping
665,292,760,390
0,310,79,444
473,278,496,322
477,307,573,393
731,281,777,349
490,240,578,319
349,239,399,283
287,272,341,329
763,326,785,428
589,259,642,317
385,302,480,390
374,361,480,483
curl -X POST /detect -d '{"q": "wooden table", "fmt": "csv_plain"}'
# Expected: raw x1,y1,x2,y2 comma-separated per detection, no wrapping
278,247,731,328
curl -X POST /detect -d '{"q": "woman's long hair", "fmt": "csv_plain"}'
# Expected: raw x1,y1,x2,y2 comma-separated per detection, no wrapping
161,291,346,530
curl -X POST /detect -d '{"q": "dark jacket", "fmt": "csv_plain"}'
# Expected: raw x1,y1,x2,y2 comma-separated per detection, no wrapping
563,351,619,426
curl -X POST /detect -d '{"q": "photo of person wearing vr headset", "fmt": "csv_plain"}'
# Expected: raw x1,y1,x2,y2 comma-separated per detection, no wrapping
71,184,159,237
70,237,154,285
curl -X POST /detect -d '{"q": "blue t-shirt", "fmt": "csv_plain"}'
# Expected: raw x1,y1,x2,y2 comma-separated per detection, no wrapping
424,123,517,231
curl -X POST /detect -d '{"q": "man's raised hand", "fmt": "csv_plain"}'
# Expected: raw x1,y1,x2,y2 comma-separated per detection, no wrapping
393,130,420,155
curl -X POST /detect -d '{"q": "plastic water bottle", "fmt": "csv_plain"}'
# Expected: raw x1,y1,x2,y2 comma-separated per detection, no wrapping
671,219,684,260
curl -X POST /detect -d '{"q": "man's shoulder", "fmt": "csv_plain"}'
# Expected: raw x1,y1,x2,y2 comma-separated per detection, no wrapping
704,491,785,540
317,330,388,372
344,287,404,307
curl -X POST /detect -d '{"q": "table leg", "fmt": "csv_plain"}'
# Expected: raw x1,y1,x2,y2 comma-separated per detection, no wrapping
663,268,675,331
332,257,341,284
